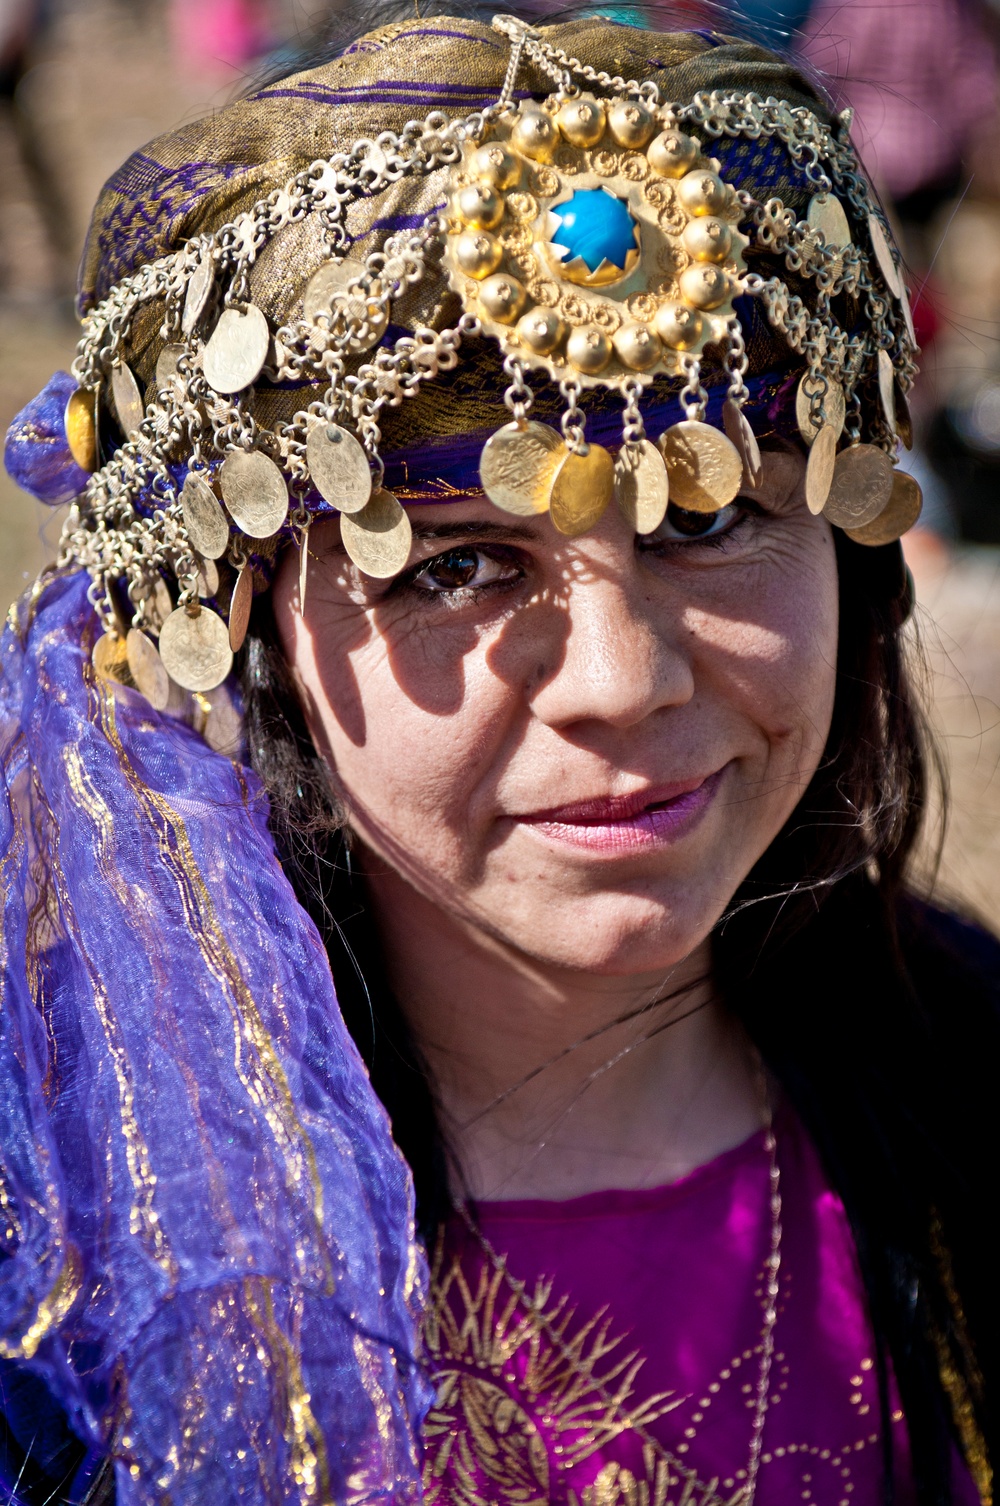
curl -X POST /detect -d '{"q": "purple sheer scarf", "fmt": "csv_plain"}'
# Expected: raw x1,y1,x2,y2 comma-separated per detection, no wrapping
0,571,431,1503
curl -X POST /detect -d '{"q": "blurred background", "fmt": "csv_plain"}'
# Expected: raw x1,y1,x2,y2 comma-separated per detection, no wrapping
3,0,1000,924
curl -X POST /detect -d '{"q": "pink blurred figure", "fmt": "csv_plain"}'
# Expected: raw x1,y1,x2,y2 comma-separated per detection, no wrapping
170,0,273,77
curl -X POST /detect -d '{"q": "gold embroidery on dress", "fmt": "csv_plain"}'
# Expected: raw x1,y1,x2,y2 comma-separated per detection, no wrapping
422,1233,745,1506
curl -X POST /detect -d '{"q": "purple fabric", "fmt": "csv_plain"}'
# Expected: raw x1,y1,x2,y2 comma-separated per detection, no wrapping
438,1108,981,1504
0,571,432,1503
4,371,92,506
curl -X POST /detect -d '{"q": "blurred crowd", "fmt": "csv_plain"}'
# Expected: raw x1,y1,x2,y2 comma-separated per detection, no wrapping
4,0,1000,562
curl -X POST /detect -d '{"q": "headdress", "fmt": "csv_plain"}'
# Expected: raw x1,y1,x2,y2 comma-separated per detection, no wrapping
0,15,920,1501
7,12,920,714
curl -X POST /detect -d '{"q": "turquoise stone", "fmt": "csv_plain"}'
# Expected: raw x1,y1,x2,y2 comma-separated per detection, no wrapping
551,189,636,274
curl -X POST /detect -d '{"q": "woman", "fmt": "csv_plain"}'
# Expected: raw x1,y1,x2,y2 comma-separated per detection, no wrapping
1,5,996,1503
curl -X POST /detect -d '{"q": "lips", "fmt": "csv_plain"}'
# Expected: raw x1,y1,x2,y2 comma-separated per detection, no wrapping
514,770,724,853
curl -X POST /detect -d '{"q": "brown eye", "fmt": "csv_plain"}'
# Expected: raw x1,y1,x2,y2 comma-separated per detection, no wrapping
410,546,521,595
643,500,746,543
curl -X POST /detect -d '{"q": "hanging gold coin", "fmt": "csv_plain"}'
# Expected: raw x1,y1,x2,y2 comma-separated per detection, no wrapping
203,682,243,757
303,258,367,320
158,605,233,693
723,398,763,488
65,386,98,472
202,304,270,395
659,420,743,512
111,362,144,438
615,439,669,534
92,632,133,687
219,450,288,538
823,444,895,529
480,420,564,516
125,627,170,711
796,375,846,447
843,469,922,546
806,193,852,249
877,349,896,435
229,565,253,652
182,252,215,336
306,423,373,514
340,489,413,578
181,472,230,559
549,442,615,536
805,423,838,515
303,260,389,352
868,213,904,299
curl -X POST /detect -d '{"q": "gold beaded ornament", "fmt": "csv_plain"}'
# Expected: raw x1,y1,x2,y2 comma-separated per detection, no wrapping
57,14,920,710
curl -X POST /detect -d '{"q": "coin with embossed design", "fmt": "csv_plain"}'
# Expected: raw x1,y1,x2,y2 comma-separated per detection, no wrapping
111,362,144,437
796,376,845,447
480,421,564,516
182,472,230,559
219,450,288,538
723,398,762,488
340,489,413,578
158,606,233,693
806,193,852,249
306,423,372,513
549,443,615,536
844,469,922,546
182,253,215,335
92,632,132,687
615,440,669,534
126,628,170,710
823,444,894,529
202,304,270,394
805,423,838,515
659,421,743,512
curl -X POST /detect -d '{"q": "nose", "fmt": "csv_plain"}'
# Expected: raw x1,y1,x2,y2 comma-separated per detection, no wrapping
527,550,695,732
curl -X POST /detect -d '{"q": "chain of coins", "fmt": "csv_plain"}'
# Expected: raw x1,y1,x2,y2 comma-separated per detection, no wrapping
56,11,920,721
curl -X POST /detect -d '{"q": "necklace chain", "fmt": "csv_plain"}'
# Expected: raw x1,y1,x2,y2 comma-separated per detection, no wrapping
456,1126,782,1506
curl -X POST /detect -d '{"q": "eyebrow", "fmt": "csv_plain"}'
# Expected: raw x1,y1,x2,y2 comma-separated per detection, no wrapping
406,518,542,544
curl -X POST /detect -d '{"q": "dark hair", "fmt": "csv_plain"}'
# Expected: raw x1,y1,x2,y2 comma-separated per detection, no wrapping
237,9,998,1506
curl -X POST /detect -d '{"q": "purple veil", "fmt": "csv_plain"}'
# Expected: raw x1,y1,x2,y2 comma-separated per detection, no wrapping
0,570,431,1502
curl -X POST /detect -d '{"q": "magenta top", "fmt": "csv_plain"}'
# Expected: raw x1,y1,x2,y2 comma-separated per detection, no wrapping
423,1108,980,1505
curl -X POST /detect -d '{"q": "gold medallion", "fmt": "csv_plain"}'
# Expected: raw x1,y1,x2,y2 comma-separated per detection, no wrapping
126,627,170,710
340,488,413,578
877,348,896,435
659,420,743,512
229,565,253,652
549,443,615,535
158,605,233,693
795,375,845,446
868,213,904,299
202,304,270,395
92,632,132,687
65,386,98,472
480,420,564,516
843,469,922,546
182,252,214,336
111,362,144,438
805,423,838,515
615,439,669,534
303,260,389,351
723,398,762,488
806,193,852,249
823,444,894,529
181,472,230,559
219,450,288,538
306,423,372,514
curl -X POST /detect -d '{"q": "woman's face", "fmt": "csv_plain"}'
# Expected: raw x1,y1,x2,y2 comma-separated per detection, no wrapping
273,446,838,977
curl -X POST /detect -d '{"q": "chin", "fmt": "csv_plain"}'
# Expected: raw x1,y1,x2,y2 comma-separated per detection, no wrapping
495,887,722,977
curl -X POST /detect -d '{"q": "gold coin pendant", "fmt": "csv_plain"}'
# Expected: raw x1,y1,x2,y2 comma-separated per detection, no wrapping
158,606,233,693
219,450,288,538
549,443,615,536
844,469,923,546
229,565,253,652
340,489,413,578
796,376,846,447
659,420,743,512
805,423,839,515
306,423,372,514
806,192,852,249
182,253,215,336
868,214,904,299
823,444,895,529
480,421,564,516
877,349,896,435
65,386,98,472
615,439,669,534
92,632,132,687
